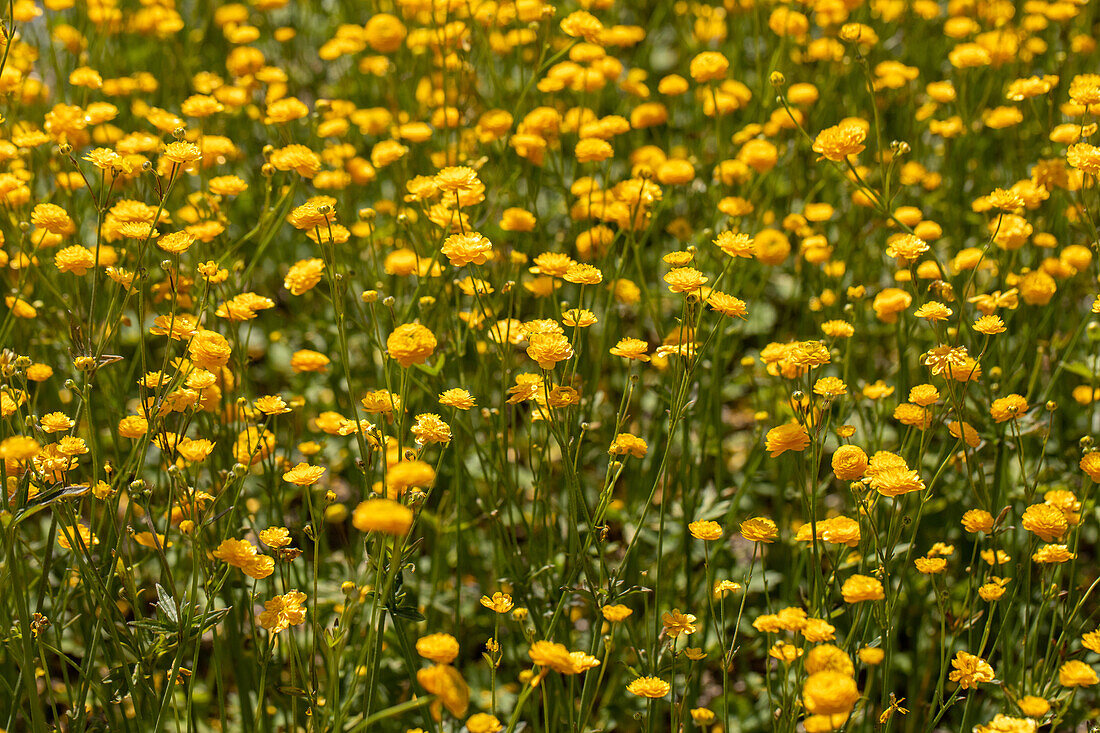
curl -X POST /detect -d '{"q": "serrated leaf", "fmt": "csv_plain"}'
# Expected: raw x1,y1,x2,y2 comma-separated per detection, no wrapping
156,584,179,626
27,484,89,509
194,607,231,633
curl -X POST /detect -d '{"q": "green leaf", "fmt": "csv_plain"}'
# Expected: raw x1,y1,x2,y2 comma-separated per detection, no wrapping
416,352,446,376
12,484,92,526
129,619,173,634
277,686,310,698
346,696,433,732
193,607,231,633
1060,360,1094,379
390,606,425,622
156,584,178,626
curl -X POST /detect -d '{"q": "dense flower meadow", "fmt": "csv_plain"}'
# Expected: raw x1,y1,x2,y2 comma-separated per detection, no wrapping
1,0,1100,731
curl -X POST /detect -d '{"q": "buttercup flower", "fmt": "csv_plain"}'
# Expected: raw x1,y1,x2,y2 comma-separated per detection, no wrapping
841,574,884,603
388,323,437,367
259,591,307,633
765,423,810,457
627,676,670,698
812,123,866,161
949,652,995,689
352,499,413,535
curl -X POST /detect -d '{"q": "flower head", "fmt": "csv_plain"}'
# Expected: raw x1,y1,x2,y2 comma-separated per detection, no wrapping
627,676,670,698
387,323,437,367
259,591,307,633
1059,660,1098,687
949,651,995,689
812,123,866,161
283,462,325,486
765,422,810,457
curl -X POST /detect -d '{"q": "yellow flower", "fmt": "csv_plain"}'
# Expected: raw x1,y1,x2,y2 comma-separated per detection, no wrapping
707,291,748,319
690,708,715,725
961,509,994,533
626,676,670,698
259,590,307,634
213,538,274,579
284,258,325,295
688,520,722,541
859,647,885,665
352,498,413,535
55,245,96,275
255,395,292,415
387,323,437,368
769,642,802,663
801,618,837,643
479,592,514,614
1016,696,1049,718
739,516,778,543
1082,629,1100,653
416,633,459,664
526,332,573,370
575,137,613,163
529,641,589,675
1032,544,1075,563
990,394,1027,422
1067,142,1100,177
885,234,929,262
57,523,98,551
765,422,810,457
441,232,493,267
713,580,742,597
31,203,74,235
914,557,946,574
559,9,603,42
271,144,321,177
162,141,202,165
601,604,633,622
661,609,697,637
713,231,755,258
812,122,866,161
689,51,729,83
1081,452,1100,482
465,713,503,733
831,445,868,480
1058,660,1098,687
972,715,1037,733
188,330,232,371
869,466,924,497
291,349,330,373
948,651,995,689
663,267,708,294
813,376,847,398
609,337,650,362
416,664,469,718
411,414,452,446
258,527,292,548
1020,503,1067,542
389,460,437,495
609,433,648,458
872,288,912,322
439,388,476,410
157,231,196,254
841,574,884,603
282,462,326,486
914,302,952,321
802,672,859,715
